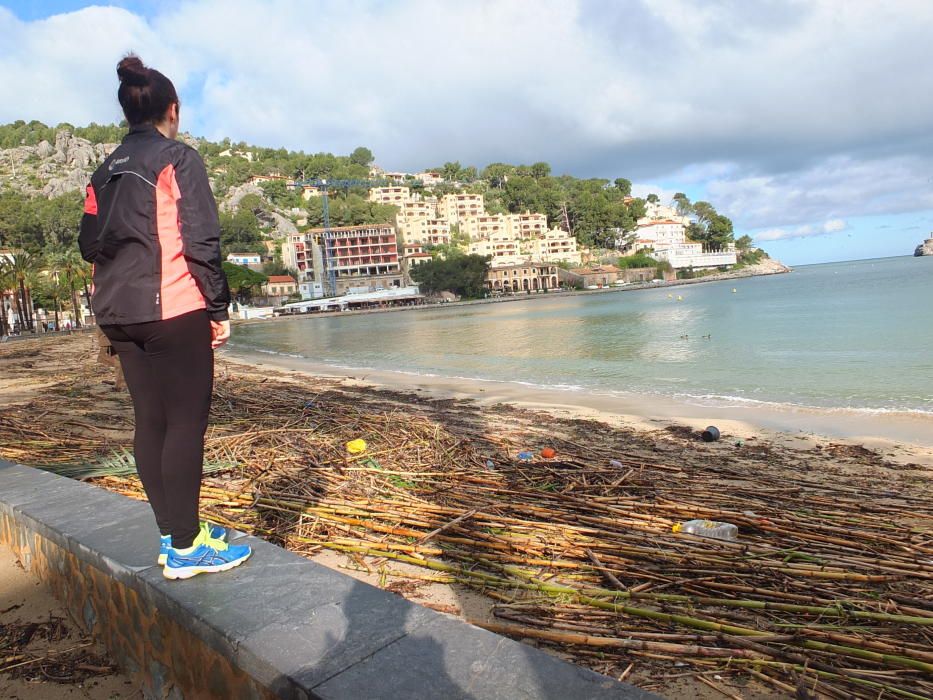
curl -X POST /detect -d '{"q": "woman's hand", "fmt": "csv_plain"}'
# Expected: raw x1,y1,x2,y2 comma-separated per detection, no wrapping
210,320,231,349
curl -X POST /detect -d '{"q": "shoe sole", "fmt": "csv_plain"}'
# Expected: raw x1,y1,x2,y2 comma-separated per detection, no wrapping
162,550,251,580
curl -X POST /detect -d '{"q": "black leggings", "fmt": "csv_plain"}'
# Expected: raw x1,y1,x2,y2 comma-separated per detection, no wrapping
101,310,213,549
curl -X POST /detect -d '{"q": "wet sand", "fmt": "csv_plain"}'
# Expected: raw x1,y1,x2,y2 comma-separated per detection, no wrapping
225,348,933,467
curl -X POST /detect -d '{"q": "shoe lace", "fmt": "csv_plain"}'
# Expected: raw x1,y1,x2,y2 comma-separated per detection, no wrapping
199,521,229,551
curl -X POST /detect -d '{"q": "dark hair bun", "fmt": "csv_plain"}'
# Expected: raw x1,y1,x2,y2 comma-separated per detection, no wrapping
117,54,149,87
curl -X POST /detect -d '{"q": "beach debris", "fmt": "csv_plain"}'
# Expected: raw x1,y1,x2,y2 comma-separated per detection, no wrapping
540,447,557,459
484,459,495,469
345,438,368,454
673,519,739,542
701,425,720,442
734,439,744,447
517,451,534,461
3,335,933,700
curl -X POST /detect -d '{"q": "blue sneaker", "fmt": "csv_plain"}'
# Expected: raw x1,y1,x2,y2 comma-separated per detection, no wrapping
163,523,251,580
158,521,228,566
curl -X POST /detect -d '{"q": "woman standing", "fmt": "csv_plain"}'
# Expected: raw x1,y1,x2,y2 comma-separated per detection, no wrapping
79,55,250,579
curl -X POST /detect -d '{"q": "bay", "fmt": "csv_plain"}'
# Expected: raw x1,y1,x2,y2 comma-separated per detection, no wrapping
230,256,933,416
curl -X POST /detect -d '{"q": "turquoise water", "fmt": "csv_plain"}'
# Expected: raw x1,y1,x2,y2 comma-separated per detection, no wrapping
230,256,933,415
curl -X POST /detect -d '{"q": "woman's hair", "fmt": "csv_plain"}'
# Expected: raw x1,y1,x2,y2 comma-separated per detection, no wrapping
116,54,179,126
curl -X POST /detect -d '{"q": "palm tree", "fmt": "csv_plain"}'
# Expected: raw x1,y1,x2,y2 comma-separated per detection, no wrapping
38,275,66,332
0,261,12,337
0,250,43,332
48,247,89,328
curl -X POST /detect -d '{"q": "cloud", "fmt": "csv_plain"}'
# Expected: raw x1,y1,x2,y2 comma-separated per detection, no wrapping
754,219,847,242
2,0,933,242
707,154,933,229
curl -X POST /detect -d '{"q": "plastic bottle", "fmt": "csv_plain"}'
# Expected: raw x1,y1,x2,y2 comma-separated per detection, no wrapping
673,519,738,542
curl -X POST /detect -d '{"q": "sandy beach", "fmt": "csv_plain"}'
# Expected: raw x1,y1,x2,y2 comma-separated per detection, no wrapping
226,347,933,466
0,543,137,699
1,333,930,699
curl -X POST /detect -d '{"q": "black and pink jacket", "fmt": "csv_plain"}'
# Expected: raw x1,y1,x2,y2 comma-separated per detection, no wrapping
79,124,230,325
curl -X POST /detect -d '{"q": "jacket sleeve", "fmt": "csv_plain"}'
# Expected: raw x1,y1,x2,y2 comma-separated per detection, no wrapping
174,146,231,321
78,184,100,262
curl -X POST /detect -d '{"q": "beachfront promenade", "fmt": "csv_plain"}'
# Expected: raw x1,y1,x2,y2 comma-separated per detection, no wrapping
0,459,655,699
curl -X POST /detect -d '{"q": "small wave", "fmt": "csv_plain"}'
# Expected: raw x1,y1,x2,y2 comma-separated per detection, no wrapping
666,391,933,417
229,343,308,360
228,344,933,417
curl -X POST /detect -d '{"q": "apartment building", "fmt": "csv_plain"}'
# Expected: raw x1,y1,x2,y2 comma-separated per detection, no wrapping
368,186,411,205
634,220,688,251
284,225,404,296
486,263,560,293
523,228,582,264
468,236,525,267
461,214,508,240
397,199,438,222
438,193,484,223
395,199,441,243
507,213,548,239
401,218,451,246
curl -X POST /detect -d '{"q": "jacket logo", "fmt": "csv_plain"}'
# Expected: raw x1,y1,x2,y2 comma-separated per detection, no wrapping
109,156,130,171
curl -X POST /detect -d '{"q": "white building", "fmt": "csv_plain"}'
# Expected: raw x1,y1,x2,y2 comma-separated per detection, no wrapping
226,252,262,268
653,243,737,269
641,201,690,225
634,220,688,251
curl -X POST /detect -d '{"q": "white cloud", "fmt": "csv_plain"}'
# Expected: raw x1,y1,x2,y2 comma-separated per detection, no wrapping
753,219,848,242
707,154,933,229
2,0,933,240
630,182,678,204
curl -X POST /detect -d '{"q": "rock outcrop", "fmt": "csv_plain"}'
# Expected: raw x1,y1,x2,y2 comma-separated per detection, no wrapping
1,130,118,198
260,210,299,239
219,181,265,211
914,236,933,256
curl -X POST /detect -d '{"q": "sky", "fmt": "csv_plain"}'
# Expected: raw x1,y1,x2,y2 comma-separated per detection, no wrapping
2,1,932,265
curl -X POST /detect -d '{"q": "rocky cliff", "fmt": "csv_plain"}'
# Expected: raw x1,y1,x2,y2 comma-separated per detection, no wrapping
1,131,117,198
0,127,297,239
914,237,933,256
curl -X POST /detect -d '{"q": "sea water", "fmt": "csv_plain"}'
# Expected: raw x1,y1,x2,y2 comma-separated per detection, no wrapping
230,256,933,416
